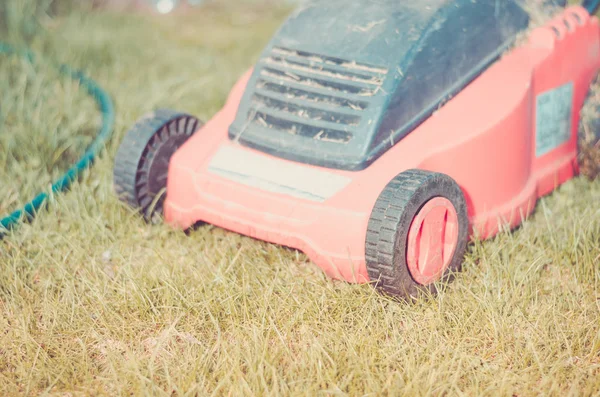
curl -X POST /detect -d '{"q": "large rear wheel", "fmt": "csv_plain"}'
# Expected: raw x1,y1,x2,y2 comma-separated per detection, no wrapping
365,169,470,299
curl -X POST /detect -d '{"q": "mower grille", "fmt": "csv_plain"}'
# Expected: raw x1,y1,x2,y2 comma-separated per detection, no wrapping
247,47,389,144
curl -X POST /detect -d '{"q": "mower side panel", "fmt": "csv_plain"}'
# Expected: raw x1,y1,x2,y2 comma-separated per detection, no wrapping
414,7,600,238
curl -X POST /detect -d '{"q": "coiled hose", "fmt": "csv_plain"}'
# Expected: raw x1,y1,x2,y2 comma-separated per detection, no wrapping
0,43,115,238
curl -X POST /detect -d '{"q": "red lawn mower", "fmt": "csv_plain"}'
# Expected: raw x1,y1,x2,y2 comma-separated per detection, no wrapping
114,0,600,298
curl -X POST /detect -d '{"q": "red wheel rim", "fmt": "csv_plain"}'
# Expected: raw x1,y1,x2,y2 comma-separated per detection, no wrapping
406,197,459,285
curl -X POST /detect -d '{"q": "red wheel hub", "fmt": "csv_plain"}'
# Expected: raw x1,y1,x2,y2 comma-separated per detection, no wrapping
406,197,459,285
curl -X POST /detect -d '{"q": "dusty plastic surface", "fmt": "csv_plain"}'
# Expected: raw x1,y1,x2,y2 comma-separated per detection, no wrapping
229,0,532,170
164,6,600,284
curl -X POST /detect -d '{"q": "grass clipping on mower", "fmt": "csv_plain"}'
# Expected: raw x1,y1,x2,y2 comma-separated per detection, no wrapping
510,1,564,48
579,78,600,180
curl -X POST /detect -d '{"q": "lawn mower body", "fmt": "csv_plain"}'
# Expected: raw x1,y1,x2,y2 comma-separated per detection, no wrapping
148,3,600,285
228,0,531,171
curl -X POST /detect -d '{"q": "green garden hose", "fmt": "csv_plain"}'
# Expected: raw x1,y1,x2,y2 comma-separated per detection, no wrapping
0,43,115,238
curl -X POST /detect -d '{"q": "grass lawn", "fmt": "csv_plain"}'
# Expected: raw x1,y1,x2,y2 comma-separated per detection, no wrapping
1,1,599,395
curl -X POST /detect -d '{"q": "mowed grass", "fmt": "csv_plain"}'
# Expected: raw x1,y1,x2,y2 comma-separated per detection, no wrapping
1,1,600,395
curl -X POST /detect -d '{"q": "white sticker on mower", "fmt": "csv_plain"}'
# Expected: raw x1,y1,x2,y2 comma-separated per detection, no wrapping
207,145,351,202
535,82,574,157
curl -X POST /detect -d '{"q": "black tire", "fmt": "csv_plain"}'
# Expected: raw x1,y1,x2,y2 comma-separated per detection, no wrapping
113,109,202,222
365,169,469,299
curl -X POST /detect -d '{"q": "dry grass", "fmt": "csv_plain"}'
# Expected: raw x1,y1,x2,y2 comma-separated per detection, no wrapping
1,1,600,395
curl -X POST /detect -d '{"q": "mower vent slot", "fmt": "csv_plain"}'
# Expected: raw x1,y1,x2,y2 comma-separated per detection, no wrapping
252,94,362,126
251,110,353,144
271,47,389,76
263,56,384,86
260,68,377,96
255,81,369,111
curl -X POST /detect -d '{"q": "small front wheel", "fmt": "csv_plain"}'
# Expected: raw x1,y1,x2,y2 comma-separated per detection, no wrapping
365,169,469,299
113,109,202,222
